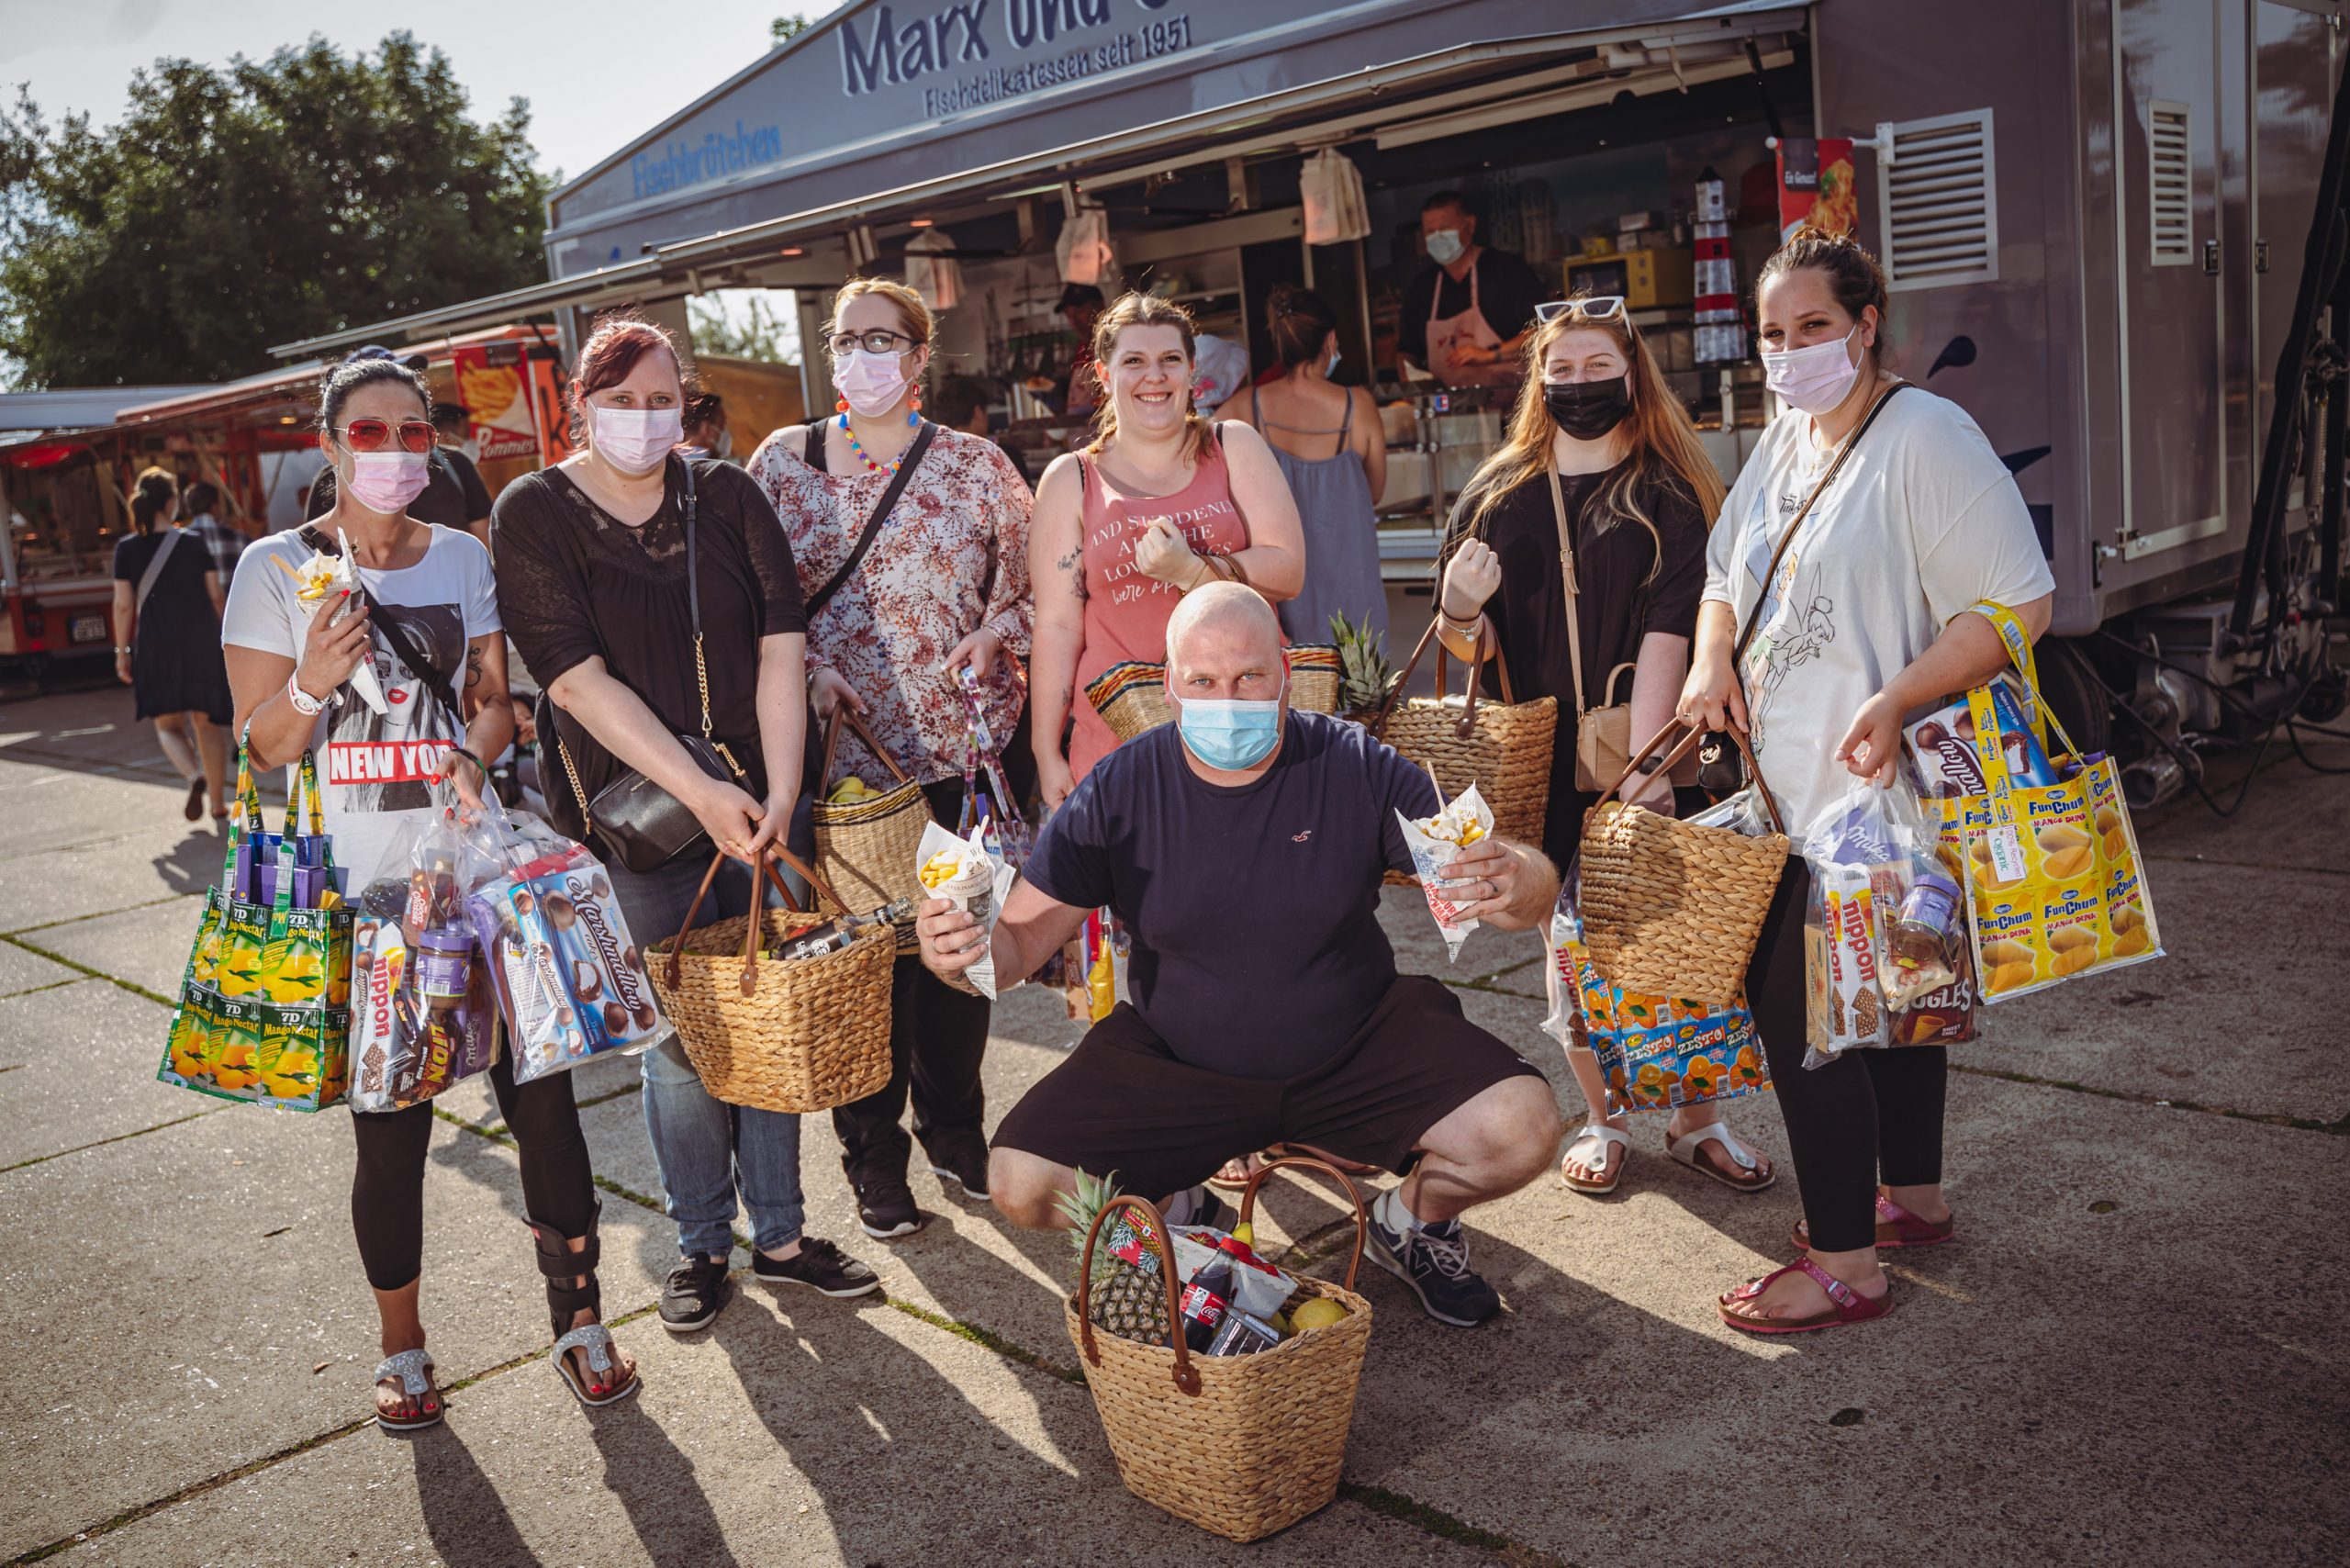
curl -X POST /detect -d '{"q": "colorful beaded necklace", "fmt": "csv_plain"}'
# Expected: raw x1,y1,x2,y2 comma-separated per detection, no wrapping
839,409,919,476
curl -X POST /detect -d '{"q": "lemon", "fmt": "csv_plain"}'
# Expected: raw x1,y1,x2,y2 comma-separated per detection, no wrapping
1231,1220,1255,1249
1290,1297,1349,1332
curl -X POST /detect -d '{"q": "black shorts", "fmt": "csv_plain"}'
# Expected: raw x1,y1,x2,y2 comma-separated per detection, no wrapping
990,973,1543,1201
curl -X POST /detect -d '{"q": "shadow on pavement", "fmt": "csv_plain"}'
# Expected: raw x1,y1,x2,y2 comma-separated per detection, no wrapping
585,1397,740,1567
412,1423,550,1568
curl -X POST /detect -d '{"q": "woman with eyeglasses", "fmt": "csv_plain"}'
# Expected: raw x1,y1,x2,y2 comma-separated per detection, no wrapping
1686,229,2052,1334
747,279,1034,1240
1028,291,1304,809
222,354,621,1433
1432,294,1773,1200
492,311,880,1343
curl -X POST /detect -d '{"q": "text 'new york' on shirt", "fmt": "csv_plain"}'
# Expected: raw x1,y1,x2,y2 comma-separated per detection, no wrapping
1023,711,1441,1080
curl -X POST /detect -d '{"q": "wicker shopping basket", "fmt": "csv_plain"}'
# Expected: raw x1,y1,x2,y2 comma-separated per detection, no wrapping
1084,660,1176,742
1065,1157,1373,1543
647,847,894,1113
1288,643,1341,715
1370,618,1556,848
1579,722,1789,1006
810,702,934,949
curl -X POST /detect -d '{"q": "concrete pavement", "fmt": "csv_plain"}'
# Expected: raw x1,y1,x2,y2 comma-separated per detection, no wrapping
1,684,2344,1566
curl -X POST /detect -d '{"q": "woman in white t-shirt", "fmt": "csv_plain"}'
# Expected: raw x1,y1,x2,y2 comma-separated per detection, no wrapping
1680,228,2055,1335
223,353,637,1431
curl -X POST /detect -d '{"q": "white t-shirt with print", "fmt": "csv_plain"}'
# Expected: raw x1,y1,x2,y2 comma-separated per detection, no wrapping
1702,386,2054,836
221,525,501,890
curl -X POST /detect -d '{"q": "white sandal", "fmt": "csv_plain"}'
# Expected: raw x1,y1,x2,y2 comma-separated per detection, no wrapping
1665,1121,1775,1193
552,1324,640,1408
373,1349,443,1433
1559,1123,1631,1195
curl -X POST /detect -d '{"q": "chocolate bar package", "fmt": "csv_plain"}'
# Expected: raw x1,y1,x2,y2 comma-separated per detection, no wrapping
472,834,662,1083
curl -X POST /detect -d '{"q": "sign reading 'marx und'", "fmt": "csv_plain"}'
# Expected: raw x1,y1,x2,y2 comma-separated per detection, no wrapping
839,0,1198,114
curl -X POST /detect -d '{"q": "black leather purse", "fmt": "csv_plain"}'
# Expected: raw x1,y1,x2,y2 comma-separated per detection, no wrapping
544,460,750,875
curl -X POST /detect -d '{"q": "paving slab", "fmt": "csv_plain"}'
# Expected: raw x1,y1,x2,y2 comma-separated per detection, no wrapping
0,760,232,928
1968,857,2350,1122
0,979,198,1170
2132,738,2350,871
0,1108,675,1561
27,892,209,1002
84,1278,1494,1568
0,688,180,773
1328,1048,2349,1568
0,938,76,998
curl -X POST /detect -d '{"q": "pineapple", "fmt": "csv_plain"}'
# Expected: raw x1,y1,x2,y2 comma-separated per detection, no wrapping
1055,1169,1173,1348
1329,610,1399,718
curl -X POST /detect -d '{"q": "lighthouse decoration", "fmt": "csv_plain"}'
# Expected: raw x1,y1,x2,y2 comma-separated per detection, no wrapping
1693,169,1740,365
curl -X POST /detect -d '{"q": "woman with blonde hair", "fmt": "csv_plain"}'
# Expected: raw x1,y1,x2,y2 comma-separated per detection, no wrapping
1027,291,1304,806
750,277,1034,1239
1434,295,1771,1199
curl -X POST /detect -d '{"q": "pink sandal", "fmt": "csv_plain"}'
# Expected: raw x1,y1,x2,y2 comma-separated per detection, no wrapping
1790,1192,1955,1253
1718,1256,1893,1335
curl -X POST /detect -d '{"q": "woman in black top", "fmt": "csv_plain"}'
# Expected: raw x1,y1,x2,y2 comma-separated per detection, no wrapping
1435,297,1774,1199
110,466,232,824
492,313,878,1335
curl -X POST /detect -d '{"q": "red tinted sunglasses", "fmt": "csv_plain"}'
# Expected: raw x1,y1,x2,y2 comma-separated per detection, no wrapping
334,419,436,454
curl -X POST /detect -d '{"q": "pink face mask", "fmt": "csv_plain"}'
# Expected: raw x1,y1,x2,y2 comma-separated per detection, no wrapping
1761,326,1863,415
345,451,431,514
831,349,911,418
590,404,684,474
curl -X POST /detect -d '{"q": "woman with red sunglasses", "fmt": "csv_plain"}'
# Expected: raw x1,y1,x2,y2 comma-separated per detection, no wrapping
222,353,635,1431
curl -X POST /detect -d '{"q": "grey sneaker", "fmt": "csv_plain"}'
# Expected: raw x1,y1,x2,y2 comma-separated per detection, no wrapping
1366,1197,1501,1327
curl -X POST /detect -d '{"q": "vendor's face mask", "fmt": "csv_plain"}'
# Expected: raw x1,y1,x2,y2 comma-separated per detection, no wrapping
344,450,431,514
1175,678,1285,771
591,404,683,475
1426,228,1467,266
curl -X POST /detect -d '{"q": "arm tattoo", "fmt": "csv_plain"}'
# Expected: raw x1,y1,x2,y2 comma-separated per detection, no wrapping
464,644,485,689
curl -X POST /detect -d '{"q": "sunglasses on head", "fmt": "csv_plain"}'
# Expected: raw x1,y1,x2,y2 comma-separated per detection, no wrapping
334,419,436,454
1534,296,1629,325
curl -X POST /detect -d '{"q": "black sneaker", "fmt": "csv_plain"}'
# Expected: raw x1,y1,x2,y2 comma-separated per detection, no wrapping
1366,1198,1501,1327
926,1143,992,1204
753,1236,881,1297
659,1252,734,1334
852,1170,924,1239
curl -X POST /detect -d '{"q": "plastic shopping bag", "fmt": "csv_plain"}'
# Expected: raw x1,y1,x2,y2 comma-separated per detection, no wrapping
346,801,500,1113
1800,778,1948,1070
1545,875,1770,1115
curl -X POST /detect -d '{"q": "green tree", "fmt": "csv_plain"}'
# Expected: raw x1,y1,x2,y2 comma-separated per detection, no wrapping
772,15,813,46
689,293,798,363
0,33,553,388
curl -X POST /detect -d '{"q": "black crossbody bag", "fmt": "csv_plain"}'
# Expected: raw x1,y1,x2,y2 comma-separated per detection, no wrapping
1696,383,1908,795
540,459,753,874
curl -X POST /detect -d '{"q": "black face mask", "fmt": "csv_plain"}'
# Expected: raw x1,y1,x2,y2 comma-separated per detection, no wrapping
1543,375,1631,441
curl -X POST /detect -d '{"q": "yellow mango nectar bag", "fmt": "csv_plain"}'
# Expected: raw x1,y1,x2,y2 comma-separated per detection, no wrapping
1953,604,2163,1002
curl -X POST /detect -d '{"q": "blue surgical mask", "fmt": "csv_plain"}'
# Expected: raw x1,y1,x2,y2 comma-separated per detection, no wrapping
1325,346,1342,377
1176,687,1285,770
1426,228,1466,266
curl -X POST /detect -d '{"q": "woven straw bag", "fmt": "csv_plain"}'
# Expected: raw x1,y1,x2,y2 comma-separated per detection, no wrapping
646,847,894,1114
810,703,934,949
1288,643,1341,715
1065,1158,1373,1543
1370,618,1557,847
1084,660,1176,742
1579,722,1789,1005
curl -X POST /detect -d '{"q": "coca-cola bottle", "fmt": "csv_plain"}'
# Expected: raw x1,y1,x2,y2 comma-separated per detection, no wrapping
1180,1246,1236,1352
775,899,915,962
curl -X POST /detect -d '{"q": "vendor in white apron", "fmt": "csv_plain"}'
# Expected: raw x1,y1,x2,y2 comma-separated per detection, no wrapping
1401,191,1546,388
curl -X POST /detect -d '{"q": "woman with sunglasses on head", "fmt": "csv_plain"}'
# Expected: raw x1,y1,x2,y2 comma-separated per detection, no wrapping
222,355,625,1432
1686,228,2052,1334
1028,291,1305,809
492,312,879,1342
747,279,1035,1240
1433,294,1770,1199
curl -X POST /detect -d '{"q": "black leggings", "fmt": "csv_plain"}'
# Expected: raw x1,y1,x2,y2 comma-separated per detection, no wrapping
350,1051,595,1293
1749,857,1949,1253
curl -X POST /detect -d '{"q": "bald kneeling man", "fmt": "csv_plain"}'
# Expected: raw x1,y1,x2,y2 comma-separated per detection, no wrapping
917,583,1561,1327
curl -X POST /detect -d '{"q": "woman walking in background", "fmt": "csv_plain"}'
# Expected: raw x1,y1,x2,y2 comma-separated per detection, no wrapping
1435,295,1769,1199
751,278,1034,1240
1214,285,1387,652
1027,292,1304,805
111,466,232,825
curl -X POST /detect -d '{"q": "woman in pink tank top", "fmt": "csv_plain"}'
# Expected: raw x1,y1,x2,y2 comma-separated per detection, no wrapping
1028,294,1304,801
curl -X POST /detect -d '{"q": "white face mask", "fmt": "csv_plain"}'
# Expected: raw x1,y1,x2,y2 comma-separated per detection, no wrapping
1761,326,1864,415
1426,228,1466,266
590,405,683,475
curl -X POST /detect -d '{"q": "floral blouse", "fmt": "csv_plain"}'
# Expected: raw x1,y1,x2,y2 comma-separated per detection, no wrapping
748,422,1035,788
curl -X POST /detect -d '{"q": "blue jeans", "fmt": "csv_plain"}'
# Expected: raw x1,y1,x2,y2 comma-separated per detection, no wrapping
606,853,807,1259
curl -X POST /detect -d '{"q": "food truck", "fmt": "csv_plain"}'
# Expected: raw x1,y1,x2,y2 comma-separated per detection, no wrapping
270,0,2350,805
